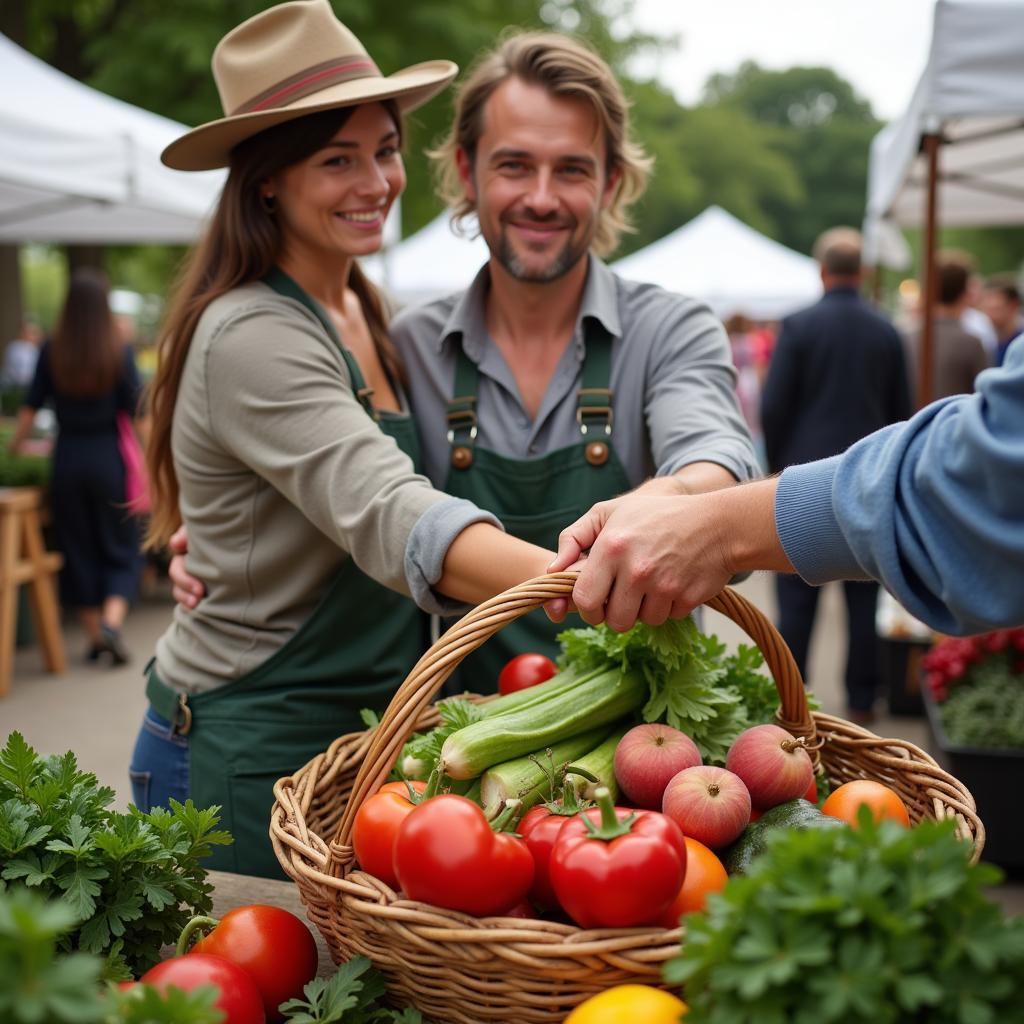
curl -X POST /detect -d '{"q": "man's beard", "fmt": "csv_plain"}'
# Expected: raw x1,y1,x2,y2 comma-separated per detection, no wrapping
494,221,587,284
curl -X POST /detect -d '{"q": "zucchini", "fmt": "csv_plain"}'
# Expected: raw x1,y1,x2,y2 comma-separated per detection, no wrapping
566,724,631,804
479,725,612,816
441,668,647,779
722,799,846,875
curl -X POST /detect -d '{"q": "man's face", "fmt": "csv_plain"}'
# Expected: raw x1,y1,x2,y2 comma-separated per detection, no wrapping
457,77,619,284
981,288,1020,335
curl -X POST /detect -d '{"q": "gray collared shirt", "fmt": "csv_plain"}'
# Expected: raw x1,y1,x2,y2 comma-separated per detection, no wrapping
390,256,758,490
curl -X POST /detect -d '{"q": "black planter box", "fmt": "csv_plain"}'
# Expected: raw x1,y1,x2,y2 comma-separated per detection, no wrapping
879,637,929,716
923,685,1024,870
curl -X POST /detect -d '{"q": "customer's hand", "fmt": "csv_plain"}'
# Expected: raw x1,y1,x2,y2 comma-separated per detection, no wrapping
548,493,734,632
168,525,206,610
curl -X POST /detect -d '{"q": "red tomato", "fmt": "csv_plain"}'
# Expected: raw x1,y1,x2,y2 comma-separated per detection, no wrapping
804,774,820,804
550,789,687,929
498,653,557,695
141,953,265,1023
186,906,317,1023
393,794,534,916
519,804,575,910
352,780,427,889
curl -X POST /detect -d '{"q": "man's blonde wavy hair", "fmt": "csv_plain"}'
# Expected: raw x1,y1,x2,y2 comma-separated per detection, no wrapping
430,31,652,258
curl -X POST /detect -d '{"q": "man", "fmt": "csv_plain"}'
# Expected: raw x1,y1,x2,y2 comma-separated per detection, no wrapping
1,319,43,389
906,252,990,401
388,32,757,685
549,340,1024,642
759,228,911,722
170,32,757,688
981,274,1023,367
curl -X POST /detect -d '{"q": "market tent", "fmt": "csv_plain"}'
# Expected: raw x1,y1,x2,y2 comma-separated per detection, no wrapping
862,0,1024,403
361,211,489,307
0,34,223,244
864,0,1024,261
611,205,821,321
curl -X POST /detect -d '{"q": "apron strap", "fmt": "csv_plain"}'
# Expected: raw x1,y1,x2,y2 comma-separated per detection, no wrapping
446,320,616,468
263,266,378,420
576,320,614,438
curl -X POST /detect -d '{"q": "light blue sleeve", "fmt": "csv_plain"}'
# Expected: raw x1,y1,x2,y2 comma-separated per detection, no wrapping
774,341,1024,635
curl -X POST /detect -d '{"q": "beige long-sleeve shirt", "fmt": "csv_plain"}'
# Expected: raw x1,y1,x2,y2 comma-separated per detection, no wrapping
155,282,496,694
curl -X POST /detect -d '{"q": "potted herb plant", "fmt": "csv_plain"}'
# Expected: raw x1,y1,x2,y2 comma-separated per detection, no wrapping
921,627,1024,869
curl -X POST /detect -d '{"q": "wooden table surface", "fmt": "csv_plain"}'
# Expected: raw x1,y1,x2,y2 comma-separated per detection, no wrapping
206,869,335,978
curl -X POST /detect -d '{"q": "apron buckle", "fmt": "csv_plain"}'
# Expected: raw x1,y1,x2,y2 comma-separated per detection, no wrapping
176,693,193,736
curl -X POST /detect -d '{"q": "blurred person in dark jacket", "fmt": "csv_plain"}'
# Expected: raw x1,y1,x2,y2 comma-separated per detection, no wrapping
760,227,911,722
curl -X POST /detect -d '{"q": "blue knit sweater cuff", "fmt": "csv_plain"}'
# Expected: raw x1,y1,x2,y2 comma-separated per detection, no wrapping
775,458,868,585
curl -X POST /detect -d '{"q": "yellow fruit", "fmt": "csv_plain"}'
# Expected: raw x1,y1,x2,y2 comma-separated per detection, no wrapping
564,984,687,1024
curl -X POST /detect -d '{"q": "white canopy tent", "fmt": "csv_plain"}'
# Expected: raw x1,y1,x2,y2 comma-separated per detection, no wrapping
0,34,224,244
611,205,821,321
862,0,1024,401
361,211,489,307
865,0,1024,260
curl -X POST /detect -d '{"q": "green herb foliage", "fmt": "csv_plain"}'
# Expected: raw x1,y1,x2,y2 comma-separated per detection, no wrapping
667,815,1024,1023
939,661,1024,749
557,620,807,764
0,731,232,978
397,698,488,779
0,886,223,1023
279,954,427,1023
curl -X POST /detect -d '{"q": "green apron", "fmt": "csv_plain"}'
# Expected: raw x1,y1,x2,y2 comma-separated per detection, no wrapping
442,322,631,693
148,268,426,878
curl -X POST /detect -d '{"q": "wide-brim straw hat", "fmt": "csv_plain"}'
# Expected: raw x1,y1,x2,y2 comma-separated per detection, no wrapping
162,0,457,171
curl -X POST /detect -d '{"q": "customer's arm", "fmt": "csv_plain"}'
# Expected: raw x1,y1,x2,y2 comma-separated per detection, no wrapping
551,345,1024,635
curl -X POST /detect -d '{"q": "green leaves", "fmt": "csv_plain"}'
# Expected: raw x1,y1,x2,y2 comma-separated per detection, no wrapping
938,656,1024,748
0,731,232,977
558,622,789,764
667,818,1024,1023
278,954,427,1023
398,698,488,778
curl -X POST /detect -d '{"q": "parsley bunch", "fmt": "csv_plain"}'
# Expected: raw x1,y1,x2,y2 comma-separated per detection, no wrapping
668,815,1024,1023
280,955,427,1022
0,886,221,1024
0,731,231,978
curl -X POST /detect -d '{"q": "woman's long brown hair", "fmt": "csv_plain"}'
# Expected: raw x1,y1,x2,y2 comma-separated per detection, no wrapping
50,268,123,398
144,102,404,549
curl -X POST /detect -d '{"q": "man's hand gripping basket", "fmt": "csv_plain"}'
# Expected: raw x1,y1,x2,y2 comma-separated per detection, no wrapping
270,574,983,1024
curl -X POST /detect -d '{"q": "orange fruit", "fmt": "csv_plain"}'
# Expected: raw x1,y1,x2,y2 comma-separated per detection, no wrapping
659,836,729,926
821,779,910,828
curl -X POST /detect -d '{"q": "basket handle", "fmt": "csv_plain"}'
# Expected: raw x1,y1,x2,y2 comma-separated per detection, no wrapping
327,572,814,874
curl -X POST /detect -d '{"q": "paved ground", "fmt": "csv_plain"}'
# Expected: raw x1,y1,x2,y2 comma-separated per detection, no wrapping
3,571,1020,913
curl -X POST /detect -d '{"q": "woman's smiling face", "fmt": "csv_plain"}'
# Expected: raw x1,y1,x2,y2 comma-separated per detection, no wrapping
269,102,405,264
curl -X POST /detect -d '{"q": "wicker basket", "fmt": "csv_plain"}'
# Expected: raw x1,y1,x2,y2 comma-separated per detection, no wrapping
270,574,984,1024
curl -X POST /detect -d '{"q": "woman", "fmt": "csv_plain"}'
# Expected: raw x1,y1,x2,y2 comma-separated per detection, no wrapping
134,0,554,877
9,268,142,665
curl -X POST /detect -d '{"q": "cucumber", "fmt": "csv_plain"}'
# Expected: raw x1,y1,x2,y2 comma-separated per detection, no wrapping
479,725,612,815
723,798,847,875
565,724,631,804
441,668,647,780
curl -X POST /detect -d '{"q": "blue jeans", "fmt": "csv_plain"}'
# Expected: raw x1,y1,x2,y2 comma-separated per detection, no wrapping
129,705,189,812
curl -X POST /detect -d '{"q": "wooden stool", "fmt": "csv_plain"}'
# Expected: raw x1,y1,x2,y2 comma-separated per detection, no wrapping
0,487,66,697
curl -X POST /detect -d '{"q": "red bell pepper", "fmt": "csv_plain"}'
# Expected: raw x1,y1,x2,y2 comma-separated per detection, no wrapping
393,794,534,916
549,786,687,928
519,763,599,911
